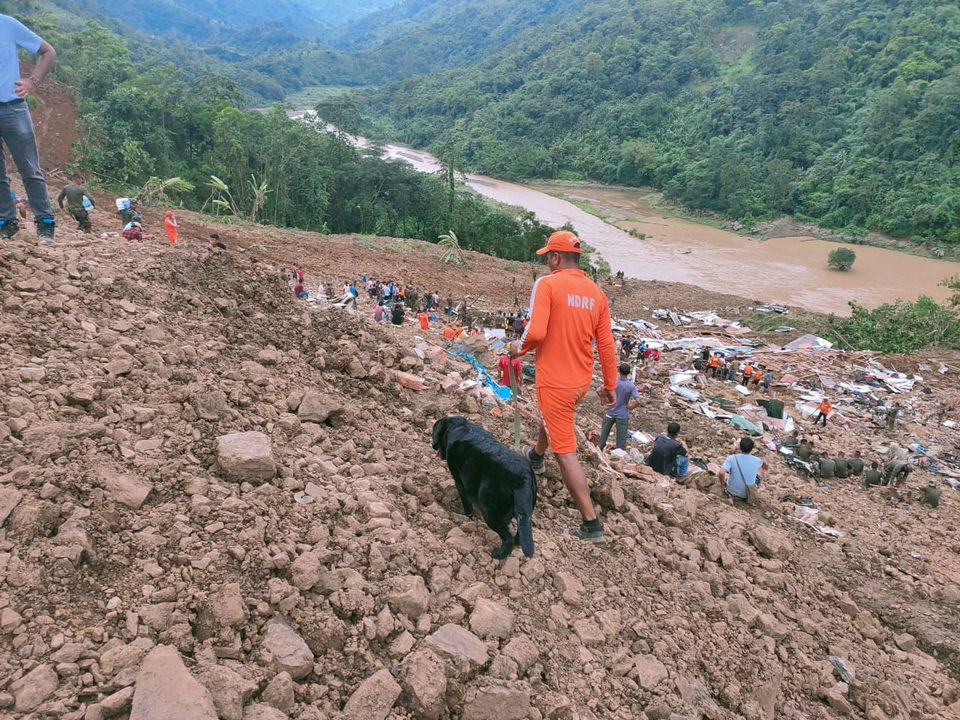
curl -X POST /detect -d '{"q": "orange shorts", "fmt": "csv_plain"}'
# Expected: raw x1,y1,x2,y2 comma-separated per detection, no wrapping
536,384,591,454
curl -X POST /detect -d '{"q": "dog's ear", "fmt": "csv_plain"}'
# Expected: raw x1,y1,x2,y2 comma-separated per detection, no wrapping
514,475,536,558
431,417,447,451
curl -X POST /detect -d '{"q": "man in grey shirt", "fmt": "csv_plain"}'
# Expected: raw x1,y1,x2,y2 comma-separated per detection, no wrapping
0,14,57,241
598,363,641,451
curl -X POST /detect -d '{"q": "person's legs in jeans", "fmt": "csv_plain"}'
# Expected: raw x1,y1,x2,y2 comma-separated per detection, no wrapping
0,103,53,234
598,415,615,450
675,455,689,477
614,417,629,450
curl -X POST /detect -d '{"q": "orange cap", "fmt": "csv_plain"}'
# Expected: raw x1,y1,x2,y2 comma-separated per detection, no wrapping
536,230,582,255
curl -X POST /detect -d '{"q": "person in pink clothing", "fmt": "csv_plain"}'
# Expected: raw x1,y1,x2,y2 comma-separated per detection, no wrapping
163,210,178,245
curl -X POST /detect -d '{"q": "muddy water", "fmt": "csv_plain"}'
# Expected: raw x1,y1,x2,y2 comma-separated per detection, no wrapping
293,114,957,314
529,183,957,314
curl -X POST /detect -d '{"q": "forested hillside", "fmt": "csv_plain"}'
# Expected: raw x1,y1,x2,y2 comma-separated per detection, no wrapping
355,0,960,245
9,1,553,262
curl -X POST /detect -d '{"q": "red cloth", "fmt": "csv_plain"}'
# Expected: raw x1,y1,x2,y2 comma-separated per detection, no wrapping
498,355,522,387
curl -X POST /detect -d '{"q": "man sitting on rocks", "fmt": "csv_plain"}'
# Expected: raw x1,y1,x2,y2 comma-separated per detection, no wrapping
646,422,688,478
833,454,850,480
848,450,865,476
720,436,767,503
781,430,800,449
818,452,836,480
864,461,883,487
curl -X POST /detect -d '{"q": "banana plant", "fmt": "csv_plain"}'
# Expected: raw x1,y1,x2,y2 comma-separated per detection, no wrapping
438,230,467,266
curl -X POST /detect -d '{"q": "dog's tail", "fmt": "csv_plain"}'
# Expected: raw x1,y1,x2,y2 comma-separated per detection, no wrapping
514,476,535,557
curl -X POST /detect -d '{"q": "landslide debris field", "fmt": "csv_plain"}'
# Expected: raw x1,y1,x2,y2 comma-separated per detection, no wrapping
1,203,959,720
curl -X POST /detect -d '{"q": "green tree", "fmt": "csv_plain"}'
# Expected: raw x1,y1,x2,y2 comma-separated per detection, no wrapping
828,247,857,271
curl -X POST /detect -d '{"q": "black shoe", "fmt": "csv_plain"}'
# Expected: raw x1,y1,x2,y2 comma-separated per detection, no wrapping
0,218,18,239
35,216,55,241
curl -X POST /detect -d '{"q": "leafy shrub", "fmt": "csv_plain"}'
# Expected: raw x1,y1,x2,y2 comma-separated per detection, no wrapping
826,297,960,352
828,247,857,271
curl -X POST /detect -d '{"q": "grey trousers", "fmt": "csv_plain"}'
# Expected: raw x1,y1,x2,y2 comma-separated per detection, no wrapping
0,100,53,220
599,415,629,450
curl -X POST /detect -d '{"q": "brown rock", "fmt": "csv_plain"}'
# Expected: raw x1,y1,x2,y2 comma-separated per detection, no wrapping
385,575,430,619
259,618,314,680
634,654,669,690
216,432,276,483
297,392,345,425
290,551,323,591
11,664,58,712
130,646,218,720
199,665,257,720
243,704,288,720
425,624,489,669
342,668,401,720
0,487,23,526
749,527,794,559
502,635,539,675
468,598,515,639
100,468,153,510
462,685,531,720
401,650,447,720
261,671,296,714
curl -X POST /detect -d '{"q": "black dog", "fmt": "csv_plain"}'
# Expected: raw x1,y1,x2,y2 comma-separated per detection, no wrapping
432,416,537,558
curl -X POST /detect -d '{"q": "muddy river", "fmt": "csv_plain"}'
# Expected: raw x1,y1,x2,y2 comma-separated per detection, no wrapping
295,114,957,315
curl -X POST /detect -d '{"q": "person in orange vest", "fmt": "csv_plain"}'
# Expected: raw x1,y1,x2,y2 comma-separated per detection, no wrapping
814,398,832,426
441,324,463,341
741,361,754,386
508,230,617,543
752,366,764,386
417,311,430,331
163,210,178,246
707,353,720,378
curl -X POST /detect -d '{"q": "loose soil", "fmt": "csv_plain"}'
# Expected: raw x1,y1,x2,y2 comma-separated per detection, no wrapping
0,190,958,720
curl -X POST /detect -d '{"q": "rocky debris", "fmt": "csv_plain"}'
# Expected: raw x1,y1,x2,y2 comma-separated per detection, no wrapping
0,212,958,720
342,668,402,720
99,465,153,509
468,597,515,639
290,550,324,590
261,671,296,714
243,704,288,720
259,618,314,679
502,635,539,676
199,664,257,720
0,486,23,525
462,685,531,720
130,645,218,720
634,655,669,690
296,390,346,426
10,663,58,712
425,624,489,671
385,574,431,619
400,649,447,720
216,432,276,482
749,526,794,559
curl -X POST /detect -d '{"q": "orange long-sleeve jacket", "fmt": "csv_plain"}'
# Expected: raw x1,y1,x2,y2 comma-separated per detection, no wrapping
518,268,618,390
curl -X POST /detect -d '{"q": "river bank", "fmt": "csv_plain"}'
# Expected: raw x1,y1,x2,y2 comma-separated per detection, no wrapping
290,112,958,315
534,179,960,263
526,180,956,314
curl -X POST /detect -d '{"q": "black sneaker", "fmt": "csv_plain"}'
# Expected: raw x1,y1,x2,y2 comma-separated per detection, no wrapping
566,523,605,543
35,216,55,242
0,218,18,239
523,445,546,475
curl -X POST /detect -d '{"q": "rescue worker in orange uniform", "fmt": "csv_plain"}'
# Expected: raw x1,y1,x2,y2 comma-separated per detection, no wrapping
508,231,618,543
815,398,832,426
